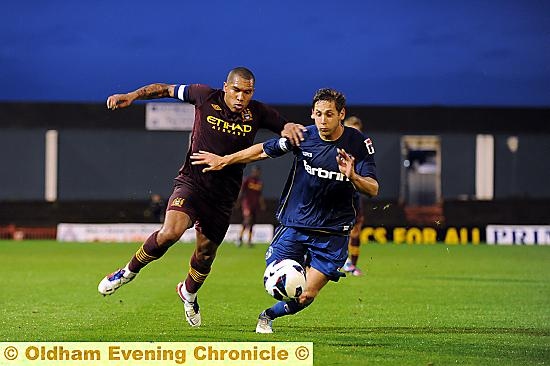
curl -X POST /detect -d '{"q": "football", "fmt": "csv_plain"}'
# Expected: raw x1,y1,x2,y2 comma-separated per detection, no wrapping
263,259,307,301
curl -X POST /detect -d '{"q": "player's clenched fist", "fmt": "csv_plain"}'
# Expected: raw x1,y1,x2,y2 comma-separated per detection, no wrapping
106,93,136,110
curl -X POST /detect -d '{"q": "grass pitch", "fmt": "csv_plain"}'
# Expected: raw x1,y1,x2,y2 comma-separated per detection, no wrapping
0,240,549,365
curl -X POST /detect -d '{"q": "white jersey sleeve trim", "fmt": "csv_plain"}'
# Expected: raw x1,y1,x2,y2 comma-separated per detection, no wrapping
176,84,187,101
278,138,291,152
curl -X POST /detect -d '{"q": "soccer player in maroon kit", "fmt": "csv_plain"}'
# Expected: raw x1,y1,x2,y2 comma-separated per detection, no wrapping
237,165,265,247
98,67,305,327
341,116,366,276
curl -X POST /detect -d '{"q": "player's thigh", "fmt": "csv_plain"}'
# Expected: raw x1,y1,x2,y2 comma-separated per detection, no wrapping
307,234,348,281
298,267,330,305
304,267,330,298
265,226,307,267
242,207,251,217
194,197,233,245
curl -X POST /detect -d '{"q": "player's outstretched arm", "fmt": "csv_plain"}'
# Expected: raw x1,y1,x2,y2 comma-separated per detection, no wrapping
337,148,379,197
190,143,269,173
106,83,176,110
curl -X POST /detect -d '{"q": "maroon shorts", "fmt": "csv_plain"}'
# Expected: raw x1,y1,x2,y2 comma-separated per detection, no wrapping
241,202,260,216
167,182,234,244
241,204,259,225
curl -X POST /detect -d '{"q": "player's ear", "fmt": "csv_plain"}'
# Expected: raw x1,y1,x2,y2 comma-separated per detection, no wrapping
310,108,316,120
339,107,346,122
223,82,228,92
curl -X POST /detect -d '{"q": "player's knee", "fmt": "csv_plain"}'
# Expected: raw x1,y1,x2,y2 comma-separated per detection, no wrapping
298,289,319,306
157,227,184,245
298,295,315,307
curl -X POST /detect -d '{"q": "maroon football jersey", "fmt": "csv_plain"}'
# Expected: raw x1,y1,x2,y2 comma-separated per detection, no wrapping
174,84,286,204
240,176,263,211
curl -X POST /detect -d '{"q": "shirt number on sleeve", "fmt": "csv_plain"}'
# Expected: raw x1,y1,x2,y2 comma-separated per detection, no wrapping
364,138,375,155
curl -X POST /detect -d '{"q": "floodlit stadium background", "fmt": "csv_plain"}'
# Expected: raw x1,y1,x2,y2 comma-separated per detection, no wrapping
1,3,549,366
0,1,549,240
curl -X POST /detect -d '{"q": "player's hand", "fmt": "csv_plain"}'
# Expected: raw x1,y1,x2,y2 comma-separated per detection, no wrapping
190,150,226,172
106,93,135,110
336,148,355,179
281,122,307,146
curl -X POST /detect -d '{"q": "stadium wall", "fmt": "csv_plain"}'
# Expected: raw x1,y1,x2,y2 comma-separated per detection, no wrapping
3,129,549,201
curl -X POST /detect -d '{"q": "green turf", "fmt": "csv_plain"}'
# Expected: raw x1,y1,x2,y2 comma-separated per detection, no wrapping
0,240,549,365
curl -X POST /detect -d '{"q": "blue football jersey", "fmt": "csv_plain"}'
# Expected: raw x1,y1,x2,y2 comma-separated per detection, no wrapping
263,125,377,234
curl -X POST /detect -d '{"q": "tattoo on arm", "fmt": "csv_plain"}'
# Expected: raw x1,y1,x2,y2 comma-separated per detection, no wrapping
135,84,171,100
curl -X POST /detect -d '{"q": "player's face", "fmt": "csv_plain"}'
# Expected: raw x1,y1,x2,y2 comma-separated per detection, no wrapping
223,76,255,113
311,100,345,140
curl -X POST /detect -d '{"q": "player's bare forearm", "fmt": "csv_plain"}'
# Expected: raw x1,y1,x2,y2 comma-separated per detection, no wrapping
349,175,379,197
133,83,175,100
336,148,379,196
190,143,268,172
224,143,268,165
107,83,175,110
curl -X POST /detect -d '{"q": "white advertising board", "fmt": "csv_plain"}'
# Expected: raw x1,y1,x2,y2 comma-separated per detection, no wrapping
57,223,274,244
486,225,550,245
145,102,195,131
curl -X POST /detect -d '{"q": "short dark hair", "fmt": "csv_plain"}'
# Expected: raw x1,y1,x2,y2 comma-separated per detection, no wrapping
312,88,346,112
227,67,255,85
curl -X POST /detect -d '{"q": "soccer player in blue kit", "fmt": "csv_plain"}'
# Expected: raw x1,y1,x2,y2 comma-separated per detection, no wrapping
190,88,379,333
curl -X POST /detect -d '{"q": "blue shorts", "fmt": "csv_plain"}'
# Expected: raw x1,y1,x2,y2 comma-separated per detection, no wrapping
265,226,349,282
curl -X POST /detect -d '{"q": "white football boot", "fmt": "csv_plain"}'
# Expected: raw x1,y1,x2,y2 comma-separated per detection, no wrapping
176,282,201,327
255,311,273,333
98,268,136,296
